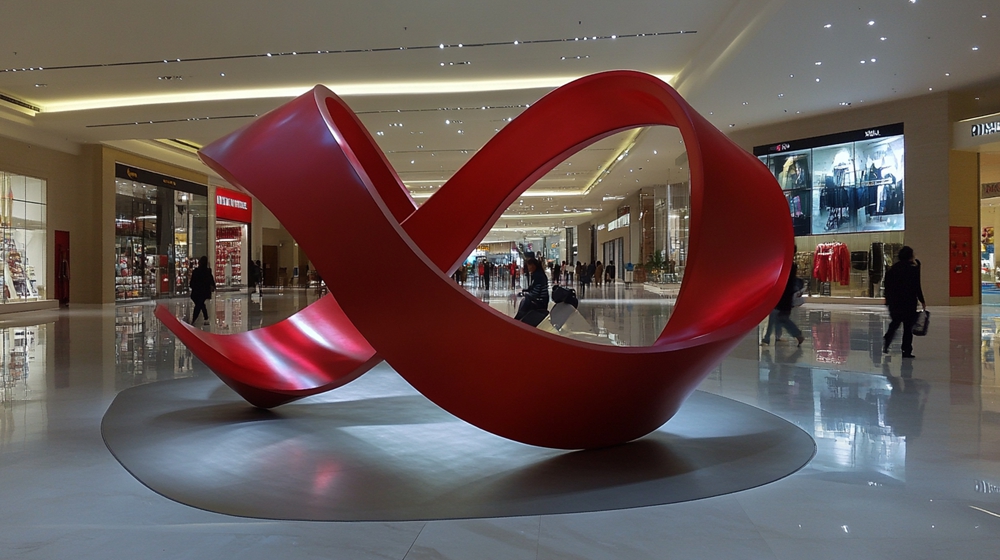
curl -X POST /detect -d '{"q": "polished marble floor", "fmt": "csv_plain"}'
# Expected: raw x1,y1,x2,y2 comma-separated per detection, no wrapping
1,285,1000,559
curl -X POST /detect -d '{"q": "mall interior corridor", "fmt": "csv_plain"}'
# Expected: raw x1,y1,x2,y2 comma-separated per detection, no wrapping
0,288,998,559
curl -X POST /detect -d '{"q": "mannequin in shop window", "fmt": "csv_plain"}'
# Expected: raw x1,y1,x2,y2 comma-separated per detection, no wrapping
189,256,216,326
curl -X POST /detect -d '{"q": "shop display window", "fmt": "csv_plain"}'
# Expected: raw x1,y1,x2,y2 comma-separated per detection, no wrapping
115,177,207,301
215,223,246,289
0,172,46,303
755,125,906,299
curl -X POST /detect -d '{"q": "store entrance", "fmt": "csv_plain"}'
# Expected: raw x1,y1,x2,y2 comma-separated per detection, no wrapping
979,152,1000,305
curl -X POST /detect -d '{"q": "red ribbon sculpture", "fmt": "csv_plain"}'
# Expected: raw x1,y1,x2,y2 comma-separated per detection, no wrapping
156,71,791,449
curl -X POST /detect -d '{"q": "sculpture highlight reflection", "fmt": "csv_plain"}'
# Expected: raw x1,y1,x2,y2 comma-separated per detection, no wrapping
156,71,791,449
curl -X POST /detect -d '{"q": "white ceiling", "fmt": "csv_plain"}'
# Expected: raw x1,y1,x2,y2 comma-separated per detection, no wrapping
1,0,998,242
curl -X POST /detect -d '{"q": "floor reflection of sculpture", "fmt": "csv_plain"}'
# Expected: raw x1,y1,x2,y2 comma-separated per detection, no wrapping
157,71,792,449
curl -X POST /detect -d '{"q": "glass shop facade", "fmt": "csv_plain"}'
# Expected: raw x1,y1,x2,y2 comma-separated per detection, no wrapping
754,123,906,299
114,164,208,301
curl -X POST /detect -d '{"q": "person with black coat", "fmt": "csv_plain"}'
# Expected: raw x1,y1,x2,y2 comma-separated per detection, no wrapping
189,256,216,326
883,246,926,358
773,257,805,346
514,258,549,322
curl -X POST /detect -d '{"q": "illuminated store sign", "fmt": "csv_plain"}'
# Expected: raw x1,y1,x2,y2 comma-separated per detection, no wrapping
114,163,207,196
972,121,1000,137
215,187,253,223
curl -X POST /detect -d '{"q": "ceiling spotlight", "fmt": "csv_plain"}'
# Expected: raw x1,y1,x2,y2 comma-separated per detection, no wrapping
220,73,225,76
815,78,821,82
815,61,822,65
880,37,887,41
778,93,784,97
33,83,46,88
824,23,832,28
742,101,749,105
868,20,875,25
861,60,866,64
945,72,951,76
871,58,877,62
973,46,980,51
439,44,444,48
789,74,794,78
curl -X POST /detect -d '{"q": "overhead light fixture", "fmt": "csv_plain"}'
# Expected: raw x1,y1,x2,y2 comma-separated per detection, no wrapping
39,74,675,113
823,24,832,28
868,20,875,25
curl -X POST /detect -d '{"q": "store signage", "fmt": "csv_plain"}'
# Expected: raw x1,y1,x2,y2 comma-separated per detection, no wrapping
983,182,1000,199
753,123,904,156
972,121,1000,138
215,187,253,223
114,163,208,196
607,214,630,232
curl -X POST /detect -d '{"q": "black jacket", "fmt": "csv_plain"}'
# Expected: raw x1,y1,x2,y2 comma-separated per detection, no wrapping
524,268,549,307
190,266,216,301
884,259,924,314
775,263,798,314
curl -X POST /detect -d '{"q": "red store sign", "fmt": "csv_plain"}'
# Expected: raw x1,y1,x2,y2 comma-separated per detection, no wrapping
215,187,253,223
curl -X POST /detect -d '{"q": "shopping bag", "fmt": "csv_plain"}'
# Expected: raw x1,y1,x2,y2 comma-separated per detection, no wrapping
911,310,930,336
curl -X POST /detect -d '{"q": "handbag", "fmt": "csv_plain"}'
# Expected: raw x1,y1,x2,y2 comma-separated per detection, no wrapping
911,310,930,336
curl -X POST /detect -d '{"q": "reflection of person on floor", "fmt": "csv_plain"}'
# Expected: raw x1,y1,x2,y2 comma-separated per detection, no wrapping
763,248,804,346
514,258,549,322
882,246,926,359
883,361,929,438
189,256,216,326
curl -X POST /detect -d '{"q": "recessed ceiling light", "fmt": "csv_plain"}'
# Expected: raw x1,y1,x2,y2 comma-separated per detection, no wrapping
815,78,821,82
973,46,980,51
880,37,887,41
868,20,875,26
34,83,46,88
815,61,822,65
824,23,832,28
871,58,877,62
653,150,657,154
789,74,794,78
860,60,866,64
410,160,415,164
929,88,933,91
778,93,784,97
742,101,749,105
728,124,736,127
945,72,950,76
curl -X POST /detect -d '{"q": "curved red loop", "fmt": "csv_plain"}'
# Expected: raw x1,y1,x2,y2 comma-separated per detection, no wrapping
163,71,790,449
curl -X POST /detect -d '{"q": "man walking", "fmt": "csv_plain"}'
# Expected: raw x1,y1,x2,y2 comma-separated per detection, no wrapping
883,246,926,358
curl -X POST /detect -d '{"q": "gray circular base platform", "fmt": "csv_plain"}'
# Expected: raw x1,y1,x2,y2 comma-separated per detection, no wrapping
102,364,815,521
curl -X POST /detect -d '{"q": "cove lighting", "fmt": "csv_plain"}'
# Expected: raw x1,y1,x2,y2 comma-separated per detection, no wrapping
38,74,674,113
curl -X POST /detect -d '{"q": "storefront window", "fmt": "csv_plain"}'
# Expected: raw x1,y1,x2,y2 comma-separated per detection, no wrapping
0,171,46,303
755,124,905,299
114,165,208,301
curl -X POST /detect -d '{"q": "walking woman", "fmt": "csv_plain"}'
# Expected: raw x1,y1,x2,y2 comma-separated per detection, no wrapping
190,256,216,326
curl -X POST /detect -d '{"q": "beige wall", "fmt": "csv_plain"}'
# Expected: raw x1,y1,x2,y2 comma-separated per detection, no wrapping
950,150,981,304
728,92,954,305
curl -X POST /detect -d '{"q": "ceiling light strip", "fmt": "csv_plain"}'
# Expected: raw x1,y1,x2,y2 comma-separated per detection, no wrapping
86,114,259,128
0,30,697,74
356,104,529,115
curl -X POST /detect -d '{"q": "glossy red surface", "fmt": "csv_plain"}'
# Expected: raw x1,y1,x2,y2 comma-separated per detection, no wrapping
159,71,791,448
